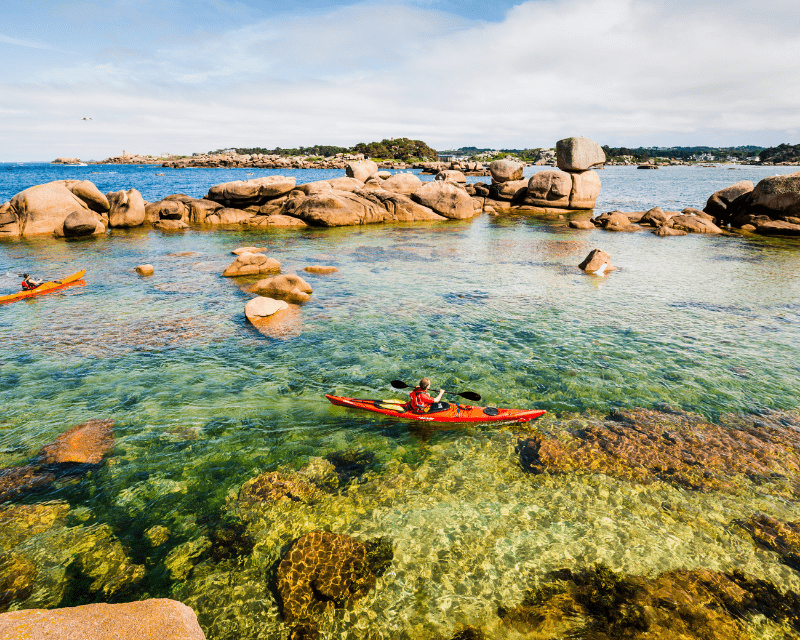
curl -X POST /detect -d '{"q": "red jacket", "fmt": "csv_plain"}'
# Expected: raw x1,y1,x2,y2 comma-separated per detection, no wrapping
407,387,436,412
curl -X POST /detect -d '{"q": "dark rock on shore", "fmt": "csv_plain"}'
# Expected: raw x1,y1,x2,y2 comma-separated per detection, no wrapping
709,172,800,236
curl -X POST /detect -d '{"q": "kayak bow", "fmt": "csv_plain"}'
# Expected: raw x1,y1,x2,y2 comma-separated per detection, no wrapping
325,394,545,423
0,270,86,304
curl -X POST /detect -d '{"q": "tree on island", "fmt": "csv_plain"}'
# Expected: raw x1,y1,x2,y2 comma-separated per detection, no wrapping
759,143,800,163
353,138,438,162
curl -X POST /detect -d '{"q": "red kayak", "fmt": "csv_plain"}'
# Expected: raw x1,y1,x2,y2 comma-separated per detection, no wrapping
325,394,546,423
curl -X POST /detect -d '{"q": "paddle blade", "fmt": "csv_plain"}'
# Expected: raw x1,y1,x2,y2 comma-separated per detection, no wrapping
390,380,410,390
459,391,481,402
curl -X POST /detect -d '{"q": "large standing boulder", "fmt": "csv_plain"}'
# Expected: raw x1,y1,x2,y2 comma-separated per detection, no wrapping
355,189,447,222
61,210,104,238
569,170,601,209
556,137,606,171
250,273,313,303
0,599,207,640
381,173,422,194
222,252,281,277
410,181,475,219
283,191,385,227
489,159,524,183
525,170,573,208
107,189,146,228
346,160,378,182
704,180,754,220
9,182,90,236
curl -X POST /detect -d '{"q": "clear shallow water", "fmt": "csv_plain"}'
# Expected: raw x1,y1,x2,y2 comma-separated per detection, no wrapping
1,164,800,638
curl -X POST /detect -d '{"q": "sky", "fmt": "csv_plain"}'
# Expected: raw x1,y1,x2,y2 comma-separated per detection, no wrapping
0,0,798,160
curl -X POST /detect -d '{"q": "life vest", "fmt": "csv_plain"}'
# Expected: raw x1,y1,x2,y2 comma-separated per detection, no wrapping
407,387,434,413
21,280,32,290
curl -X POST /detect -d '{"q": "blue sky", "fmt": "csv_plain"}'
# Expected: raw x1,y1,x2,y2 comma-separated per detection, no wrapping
1,0,799,160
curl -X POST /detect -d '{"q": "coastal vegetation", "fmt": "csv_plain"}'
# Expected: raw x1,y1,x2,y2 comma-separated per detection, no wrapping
602,145,764,162
759,143,800,163
207,138,438,162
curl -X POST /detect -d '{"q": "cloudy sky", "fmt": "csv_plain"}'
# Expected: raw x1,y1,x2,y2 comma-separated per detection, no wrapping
1,0,798,160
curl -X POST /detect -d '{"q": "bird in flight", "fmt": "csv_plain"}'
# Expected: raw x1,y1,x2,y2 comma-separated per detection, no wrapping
82,117,92,120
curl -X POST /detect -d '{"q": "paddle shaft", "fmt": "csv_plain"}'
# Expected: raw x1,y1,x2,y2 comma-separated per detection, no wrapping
390,380,481,402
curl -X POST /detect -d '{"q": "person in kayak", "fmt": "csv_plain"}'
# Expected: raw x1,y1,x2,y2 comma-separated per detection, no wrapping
406,378,446,413
21,273,43,290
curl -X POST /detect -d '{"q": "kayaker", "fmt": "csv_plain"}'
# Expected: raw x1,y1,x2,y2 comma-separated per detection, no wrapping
406,378,445,413
21,273,43,290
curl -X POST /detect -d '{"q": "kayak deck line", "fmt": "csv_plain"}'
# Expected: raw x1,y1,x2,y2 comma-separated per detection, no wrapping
325,394,546,424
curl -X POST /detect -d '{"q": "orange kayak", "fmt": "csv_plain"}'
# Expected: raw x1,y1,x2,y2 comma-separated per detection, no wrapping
0,270,86,304
326,394,546,423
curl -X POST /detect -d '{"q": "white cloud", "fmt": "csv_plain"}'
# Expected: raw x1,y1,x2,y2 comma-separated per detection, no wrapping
1,0,799,160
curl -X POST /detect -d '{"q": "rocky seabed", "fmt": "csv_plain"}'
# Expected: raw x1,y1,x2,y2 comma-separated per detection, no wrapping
2,407,800,639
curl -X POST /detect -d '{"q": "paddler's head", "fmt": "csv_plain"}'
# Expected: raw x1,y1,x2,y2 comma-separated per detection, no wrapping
23,273,29,278
419,378,430,390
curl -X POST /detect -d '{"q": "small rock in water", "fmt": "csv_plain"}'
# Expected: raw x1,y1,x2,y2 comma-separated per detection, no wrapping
135,264,154,276
578,249,616,274
303,265,338,274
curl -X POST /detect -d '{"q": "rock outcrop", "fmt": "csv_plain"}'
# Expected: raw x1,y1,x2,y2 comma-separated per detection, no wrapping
489,159,524,183
0,599,207,640
222,252,281,277
60,210,104,238
5,182,91,236
707,172,800,236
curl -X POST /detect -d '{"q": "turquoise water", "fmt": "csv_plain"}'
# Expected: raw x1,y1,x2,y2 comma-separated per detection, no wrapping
1,164,800,638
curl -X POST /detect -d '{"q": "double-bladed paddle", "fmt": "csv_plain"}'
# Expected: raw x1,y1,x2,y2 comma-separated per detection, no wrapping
390,380,481,402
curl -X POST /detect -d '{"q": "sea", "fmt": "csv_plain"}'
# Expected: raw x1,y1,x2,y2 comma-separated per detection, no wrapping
1,162,799,639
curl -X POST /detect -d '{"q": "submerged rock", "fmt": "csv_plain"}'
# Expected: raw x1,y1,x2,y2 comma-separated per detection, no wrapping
276,531,393,624
517,407,800,494
136,264,154,276
238,471,322,504
303,265,338,274
739,514,800,572
498,564,800,639
37,419,114,465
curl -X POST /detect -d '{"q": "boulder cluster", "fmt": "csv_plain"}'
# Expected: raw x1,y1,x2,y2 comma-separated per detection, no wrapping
571,205,723,235
467,137,604,213
0,162,487,238
705,172,800,236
